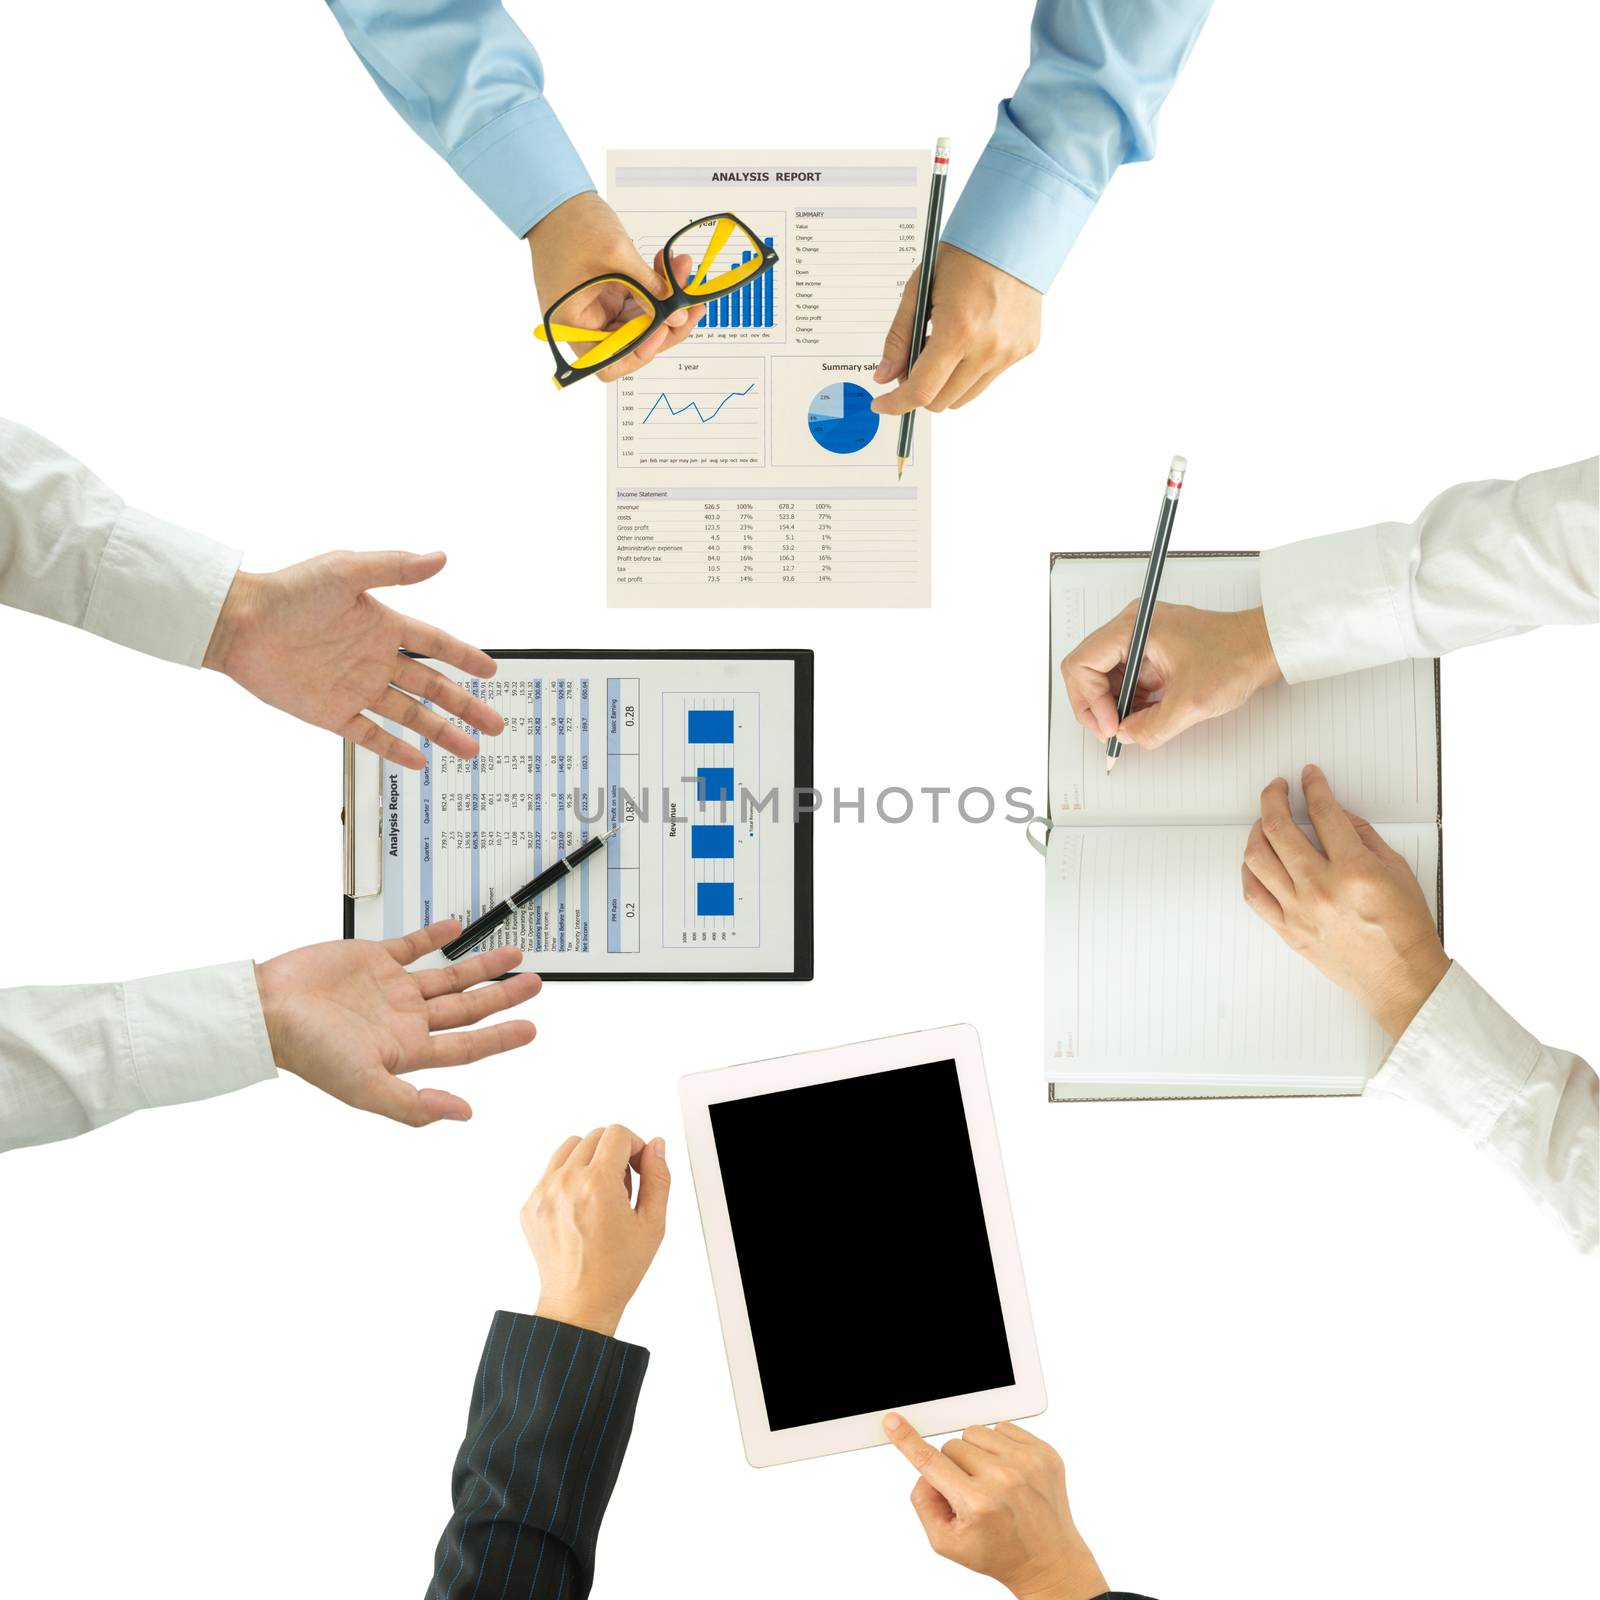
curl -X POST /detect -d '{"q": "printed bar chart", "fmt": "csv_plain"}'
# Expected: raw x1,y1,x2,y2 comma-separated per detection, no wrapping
691,825,735,858
702,240,776,329
697,883,736,916
698,766,735,801
663,691,762,946
687,709,736,743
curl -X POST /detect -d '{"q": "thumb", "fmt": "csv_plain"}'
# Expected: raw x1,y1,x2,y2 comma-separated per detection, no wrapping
343,550,447,591
876,272,920,383
635,1136,671,1228
358,1073,472,1128
1116,692,1199,752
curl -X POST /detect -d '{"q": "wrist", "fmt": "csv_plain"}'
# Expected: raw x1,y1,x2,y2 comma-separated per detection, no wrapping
203,569,261,678
1009,1539,1107,1600
525,189,606,252
1237,605,1283,692
1373,945,1452,1040
535,1293,622,1338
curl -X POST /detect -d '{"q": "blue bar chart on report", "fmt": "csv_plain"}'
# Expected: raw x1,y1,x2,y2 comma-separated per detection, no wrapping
661,693,762,947
608,151,932,608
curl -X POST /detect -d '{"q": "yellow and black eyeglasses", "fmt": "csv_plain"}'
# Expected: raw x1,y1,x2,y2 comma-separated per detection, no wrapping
535,213,780,388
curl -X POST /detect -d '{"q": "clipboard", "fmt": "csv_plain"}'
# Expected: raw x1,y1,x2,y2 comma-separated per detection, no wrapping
1043,550,1443,1102
343,648,814,981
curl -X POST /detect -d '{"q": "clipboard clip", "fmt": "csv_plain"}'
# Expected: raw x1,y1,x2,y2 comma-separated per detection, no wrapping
342,741,385,898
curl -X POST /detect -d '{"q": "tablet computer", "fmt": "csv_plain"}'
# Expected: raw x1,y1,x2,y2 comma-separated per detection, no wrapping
680,1024,1045,1466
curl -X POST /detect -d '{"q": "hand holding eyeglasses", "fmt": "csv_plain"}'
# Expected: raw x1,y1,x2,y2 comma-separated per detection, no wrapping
532,205,778,388
527,192,707,385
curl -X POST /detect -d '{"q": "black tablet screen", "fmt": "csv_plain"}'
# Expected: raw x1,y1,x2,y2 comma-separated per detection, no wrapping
708,1059,1015,1432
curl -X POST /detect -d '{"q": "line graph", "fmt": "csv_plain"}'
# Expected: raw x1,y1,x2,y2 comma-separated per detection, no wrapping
616,356,764,470
642,382,754,426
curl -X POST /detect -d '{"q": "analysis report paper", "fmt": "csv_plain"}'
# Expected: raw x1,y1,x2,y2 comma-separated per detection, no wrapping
348,653,811,977
606,150,932,608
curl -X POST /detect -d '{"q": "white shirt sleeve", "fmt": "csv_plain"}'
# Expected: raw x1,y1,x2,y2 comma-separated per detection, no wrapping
1368,963,1598,1252
1259,457,1599,683
0,416,242,667
0,962,278,1155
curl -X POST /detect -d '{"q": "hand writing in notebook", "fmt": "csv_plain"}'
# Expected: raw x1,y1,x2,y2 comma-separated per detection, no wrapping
1059,600,1282,750
1241,766,1449,1037
882,1413,1110,1600
204,550,505,771
254,921,540,1126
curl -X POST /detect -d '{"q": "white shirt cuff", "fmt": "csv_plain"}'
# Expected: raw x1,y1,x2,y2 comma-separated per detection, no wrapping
81,504,241,669
1259,524,1410,683
124,960,278,1112
1367,962,1542,1136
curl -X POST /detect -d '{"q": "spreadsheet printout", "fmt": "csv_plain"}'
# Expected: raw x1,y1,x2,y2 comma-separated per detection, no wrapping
351,656,801,975
606,150,932,608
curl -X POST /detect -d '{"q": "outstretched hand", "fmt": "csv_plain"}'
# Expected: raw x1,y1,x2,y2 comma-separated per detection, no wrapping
204,549,504,770
255,922,540,1126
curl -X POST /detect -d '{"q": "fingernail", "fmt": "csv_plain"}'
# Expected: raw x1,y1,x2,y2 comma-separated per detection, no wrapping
1304,762,1322,778
884,1413,903,1432
651,1137,665,1157
450,1107,471,1122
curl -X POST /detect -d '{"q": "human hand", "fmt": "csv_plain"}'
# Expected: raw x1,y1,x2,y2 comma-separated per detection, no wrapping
871,244,1042,415
883,1414,1107,1600
1060,601,1282,751
1241,764,1449,1037
526,192,704,382
254,922,539,1126
523,1125,670,1337
204,550,503,771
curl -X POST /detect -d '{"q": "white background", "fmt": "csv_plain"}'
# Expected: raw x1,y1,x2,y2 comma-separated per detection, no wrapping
1,4,1595,1597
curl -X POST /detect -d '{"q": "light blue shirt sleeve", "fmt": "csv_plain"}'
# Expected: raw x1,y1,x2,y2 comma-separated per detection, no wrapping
325,0,595,238
943,0,1213,292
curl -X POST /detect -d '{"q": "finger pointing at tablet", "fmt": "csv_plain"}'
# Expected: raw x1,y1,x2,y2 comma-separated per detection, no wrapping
882,1413,1109,1600
523,1125,670,1337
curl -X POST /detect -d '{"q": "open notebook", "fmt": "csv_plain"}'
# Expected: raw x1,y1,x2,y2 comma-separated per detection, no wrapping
1045,553,1442,1100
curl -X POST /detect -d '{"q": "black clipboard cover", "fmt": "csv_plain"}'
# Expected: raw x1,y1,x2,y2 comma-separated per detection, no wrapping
342,647,814,981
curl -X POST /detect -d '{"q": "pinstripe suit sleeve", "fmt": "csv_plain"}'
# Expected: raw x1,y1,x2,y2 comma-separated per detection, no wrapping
426,1312,650,1600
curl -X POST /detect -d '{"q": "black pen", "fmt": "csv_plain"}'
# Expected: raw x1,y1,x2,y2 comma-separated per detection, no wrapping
896,137,951,479
442,824,619,961
1106,455,1187,774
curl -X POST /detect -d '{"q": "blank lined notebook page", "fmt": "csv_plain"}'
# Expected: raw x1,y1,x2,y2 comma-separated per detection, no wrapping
1048,556,1438,826
1045,823,1441,1090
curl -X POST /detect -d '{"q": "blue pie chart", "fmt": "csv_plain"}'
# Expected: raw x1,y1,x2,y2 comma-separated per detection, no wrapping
806,380,880,454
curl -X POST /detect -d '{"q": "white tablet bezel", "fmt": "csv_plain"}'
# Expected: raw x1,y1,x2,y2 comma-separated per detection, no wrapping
679,1023,1046,1467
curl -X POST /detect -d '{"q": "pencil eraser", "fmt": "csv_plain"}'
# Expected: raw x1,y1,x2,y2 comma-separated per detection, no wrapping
1168,455,1187,481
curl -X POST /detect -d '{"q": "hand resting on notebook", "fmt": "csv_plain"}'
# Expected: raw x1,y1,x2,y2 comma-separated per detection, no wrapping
203,549,505,772
255,921,540,1127
1058,600,1281,751
883,1412,1114,1600
1240,766,1449,1038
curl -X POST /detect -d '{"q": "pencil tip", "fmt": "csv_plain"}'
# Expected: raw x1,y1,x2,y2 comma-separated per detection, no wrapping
896,457,907,480
1105,754,1118,774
